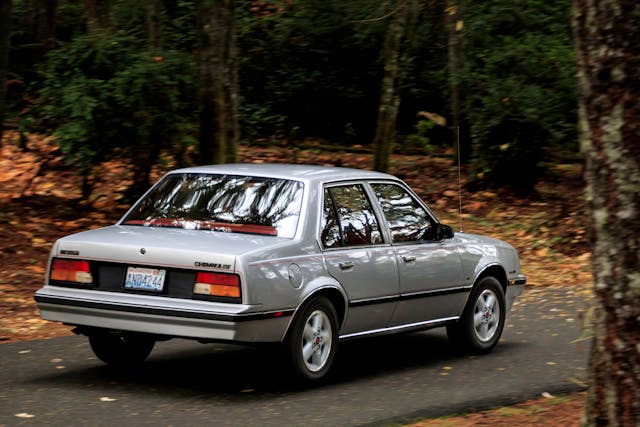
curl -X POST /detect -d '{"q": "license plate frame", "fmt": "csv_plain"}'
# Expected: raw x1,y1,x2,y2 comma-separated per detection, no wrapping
124,266,166,292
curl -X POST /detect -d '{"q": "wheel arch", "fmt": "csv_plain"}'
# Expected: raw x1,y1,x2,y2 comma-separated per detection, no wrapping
281,285,348,341
474,264,508,294
448,263,508,353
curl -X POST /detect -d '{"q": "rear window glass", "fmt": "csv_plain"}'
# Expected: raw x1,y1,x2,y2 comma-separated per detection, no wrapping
122,173,304,238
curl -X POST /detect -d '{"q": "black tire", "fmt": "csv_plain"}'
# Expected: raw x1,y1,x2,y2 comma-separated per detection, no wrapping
89,331,155,368
447,276,506,354
284,296,339,381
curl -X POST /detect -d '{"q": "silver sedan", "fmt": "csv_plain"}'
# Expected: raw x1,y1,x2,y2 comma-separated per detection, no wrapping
36,164,525,381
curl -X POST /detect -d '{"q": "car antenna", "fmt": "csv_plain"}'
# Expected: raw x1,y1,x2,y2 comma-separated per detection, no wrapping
457,125,463,233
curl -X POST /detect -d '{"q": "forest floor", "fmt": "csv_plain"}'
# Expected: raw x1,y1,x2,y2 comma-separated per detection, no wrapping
0,131,591,424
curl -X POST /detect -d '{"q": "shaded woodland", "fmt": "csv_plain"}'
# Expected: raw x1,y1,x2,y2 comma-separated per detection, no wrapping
1,0,575,198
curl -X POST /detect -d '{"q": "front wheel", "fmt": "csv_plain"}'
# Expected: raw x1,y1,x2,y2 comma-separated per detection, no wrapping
447,276,506,354
89,331,155,368
285,296,339,381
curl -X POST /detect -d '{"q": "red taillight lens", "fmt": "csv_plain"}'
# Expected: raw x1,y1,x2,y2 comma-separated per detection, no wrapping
193,272,241,299
50,259,93,284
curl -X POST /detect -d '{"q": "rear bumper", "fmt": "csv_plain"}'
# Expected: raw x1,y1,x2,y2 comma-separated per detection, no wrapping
35,286,293,342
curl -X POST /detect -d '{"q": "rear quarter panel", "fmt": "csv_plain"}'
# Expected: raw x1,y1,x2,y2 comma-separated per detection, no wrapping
240,241,333,310
237,182,343,313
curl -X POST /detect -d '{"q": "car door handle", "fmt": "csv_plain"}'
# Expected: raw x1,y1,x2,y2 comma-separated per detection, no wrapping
402,255,416,263
339,261,355,270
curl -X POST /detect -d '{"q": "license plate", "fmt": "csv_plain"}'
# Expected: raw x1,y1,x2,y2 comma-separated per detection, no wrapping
124,267,166,292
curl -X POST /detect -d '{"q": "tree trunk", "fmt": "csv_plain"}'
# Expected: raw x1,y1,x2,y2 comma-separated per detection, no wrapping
445,0,469,164
223,0,239,163
0,0,11,147
372,1,409,172
573,1,640,425
148,0,162,52
121,1,166,200
33,0,57,51
83,0,110,36
198,0,228,165
198,0,238,165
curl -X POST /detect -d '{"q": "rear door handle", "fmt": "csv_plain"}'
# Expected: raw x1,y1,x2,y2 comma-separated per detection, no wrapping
339,261,354,270
402,255,416,263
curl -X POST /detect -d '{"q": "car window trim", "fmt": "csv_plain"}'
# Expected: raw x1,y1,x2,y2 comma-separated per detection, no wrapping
119,172,307,240
318,180,389,251
367,180,446,245
324,187,345,248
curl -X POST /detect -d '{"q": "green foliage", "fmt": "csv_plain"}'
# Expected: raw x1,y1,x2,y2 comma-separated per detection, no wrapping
403,112,447,154
461,0,577,193
7,0,579,198
37,31,197,194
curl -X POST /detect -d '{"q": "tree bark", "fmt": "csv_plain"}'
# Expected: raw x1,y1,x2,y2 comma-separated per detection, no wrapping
198,0,237,165
148,0,162,52
33,0,57,51
83,0,110,36
123,0,166,200
445,0,468,164
573,1,640,425
0,0,11,147
372,1,409,173
223,0,239,163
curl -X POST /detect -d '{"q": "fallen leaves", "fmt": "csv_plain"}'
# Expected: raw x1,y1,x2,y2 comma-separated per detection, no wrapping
406,392,586,427
439,366,454,376
25,265,46,274
15,413,36,419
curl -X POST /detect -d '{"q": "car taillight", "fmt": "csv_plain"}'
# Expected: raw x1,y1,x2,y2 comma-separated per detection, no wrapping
50,259,93,284
193,272,241,299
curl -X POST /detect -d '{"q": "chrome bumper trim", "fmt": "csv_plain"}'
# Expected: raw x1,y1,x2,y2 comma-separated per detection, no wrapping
35,287,292,342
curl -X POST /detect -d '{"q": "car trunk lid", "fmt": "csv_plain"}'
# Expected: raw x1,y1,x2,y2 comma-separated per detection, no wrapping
53,225,287,272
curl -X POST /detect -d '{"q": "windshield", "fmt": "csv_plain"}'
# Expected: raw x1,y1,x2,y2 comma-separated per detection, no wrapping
122,173,304,238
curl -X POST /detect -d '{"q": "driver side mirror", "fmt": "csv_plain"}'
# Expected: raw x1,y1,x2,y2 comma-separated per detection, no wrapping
436,223,455,240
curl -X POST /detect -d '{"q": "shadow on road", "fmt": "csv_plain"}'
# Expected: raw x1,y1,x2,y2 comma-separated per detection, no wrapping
26,330,524,397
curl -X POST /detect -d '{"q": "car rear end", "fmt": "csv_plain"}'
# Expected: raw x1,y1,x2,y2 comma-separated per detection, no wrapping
36,228,292,342
36,169,307,343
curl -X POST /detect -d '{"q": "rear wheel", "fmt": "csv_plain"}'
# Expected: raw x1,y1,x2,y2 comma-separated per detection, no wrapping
447,276,506,353
285,296,338,381
89,330,155,367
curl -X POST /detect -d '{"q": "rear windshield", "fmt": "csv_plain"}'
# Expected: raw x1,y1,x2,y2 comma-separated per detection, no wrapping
122,173,304,238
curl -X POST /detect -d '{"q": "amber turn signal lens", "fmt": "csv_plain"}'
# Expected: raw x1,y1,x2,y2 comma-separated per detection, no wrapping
193,272,241,298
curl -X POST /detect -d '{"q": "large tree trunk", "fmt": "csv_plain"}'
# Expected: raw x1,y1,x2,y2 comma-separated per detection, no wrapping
0,0,11,147
444,0,468,164
126,0,167,200
372,1,409,173
573,1,640,425
148,0,163,52
223,0,239,164
198,0,232,165
33,0,57,51
83,0,110,36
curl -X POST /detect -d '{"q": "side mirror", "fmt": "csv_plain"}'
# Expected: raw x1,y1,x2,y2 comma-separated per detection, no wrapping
436,223,454,240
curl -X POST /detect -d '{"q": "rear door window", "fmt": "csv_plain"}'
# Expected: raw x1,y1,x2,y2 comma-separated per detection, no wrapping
320,184,383,248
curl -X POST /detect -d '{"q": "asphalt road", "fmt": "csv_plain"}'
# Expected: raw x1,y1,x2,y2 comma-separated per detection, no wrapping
0,286,591,427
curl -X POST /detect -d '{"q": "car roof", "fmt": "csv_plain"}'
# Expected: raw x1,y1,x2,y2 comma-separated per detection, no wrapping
168,163,400,185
